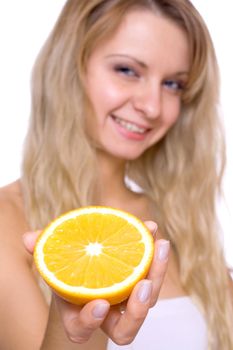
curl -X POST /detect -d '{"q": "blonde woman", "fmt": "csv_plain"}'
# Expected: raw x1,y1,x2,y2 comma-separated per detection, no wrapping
0,0,232,349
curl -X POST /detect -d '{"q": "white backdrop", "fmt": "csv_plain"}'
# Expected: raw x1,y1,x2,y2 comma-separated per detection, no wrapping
0,1,232,266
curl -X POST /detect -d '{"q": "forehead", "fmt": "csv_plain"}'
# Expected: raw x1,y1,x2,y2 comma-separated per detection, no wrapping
89,9,190,73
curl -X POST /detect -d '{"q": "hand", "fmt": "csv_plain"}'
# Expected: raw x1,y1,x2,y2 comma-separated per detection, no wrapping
23,221,169,346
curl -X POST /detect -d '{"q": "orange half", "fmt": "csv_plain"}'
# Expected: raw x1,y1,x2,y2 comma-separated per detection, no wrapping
34,206,154,305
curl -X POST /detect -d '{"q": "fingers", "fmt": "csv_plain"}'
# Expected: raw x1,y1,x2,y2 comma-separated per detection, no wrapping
147,239,170,307
102,280,152,345
102,239,169,345
55,295,110,343
22,231,41,254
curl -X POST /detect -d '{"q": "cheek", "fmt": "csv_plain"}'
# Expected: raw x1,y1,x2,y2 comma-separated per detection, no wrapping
103,85,124,104
85,56,131,113
90,80,128,114
164,99,181,126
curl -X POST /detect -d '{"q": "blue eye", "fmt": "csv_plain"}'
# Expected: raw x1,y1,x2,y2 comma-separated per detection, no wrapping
114,65,138,77
164,80,184,91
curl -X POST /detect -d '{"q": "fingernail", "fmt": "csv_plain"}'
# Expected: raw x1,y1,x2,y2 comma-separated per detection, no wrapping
92,303,109,319
137,280,152,303
151,223,158,238
156,240,170,261
145,221,158,238
22,233,28,244
22,232,32,246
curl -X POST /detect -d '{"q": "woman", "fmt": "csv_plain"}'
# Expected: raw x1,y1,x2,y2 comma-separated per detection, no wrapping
0,0,232,349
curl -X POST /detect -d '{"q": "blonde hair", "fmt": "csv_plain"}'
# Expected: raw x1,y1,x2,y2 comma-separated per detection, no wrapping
21,0,233,348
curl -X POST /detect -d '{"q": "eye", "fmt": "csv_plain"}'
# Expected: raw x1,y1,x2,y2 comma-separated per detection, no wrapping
114,65,139,78
163,79,185,92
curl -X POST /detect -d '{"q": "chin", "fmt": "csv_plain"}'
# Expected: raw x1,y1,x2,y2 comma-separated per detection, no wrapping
97,140,149,161
110,148,146,161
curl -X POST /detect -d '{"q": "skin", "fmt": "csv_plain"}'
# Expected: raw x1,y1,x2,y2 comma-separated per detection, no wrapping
0,9,190,350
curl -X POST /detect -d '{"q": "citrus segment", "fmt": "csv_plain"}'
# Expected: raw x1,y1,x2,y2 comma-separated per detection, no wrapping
34,206,154,305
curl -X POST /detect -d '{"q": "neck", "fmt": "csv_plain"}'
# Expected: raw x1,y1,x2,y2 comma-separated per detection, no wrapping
95,150,129,204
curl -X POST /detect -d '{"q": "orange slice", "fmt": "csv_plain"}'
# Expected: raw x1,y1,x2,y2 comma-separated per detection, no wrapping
34,206,154,305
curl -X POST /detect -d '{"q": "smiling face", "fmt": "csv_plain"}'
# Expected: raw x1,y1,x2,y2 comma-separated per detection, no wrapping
84,9,190,160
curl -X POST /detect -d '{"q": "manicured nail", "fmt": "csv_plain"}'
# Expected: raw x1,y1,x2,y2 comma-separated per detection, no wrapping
22,233,29,244
156,240,170,261
145,221,158,238
92,303,109,319
137,280,152,303
151,223,158,238
22,232,34,248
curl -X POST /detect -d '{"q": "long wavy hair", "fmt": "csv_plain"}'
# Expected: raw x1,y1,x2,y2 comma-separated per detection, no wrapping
21,0,233,348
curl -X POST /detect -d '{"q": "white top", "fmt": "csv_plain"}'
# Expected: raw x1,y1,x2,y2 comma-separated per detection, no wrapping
107,297,208,350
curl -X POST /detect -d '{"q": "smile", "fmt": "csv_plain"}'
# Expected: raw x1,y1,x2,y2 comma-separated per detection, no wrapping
111,115,149,134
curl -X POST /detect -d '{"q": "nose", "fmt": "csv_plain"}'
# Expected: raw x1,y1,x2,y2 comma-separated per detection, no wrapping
132,80,161,119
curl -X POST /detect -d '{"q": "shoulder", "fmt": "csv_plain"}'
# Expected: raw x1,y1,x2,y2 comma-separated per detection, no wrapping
0,180,28,229
0,179,23,204
0,180,30,260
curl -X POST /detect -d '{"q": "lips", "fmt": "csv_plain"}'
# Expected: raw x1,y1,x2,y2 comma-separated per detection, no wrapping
111,115,151,134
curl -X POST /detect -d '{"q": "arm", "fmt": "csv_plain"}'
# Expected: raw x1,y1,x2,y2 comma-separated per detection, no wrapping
0,183,169,349
0,194,48,350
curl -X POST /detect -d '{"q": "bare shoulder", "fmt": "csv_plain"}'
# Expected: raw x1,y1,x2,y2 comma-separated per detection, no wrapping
0,180,27,222
0,179,25,213
0,180,29,260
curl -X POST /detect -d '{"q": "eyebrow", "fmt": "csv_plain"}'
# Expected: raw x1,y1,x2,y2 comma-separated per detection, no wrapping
105,54,147,68
105,54,189,76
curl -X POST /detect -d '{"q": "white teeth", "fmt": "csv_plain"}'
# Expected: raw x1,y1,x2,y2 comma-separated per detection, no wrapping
113,116,147,134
